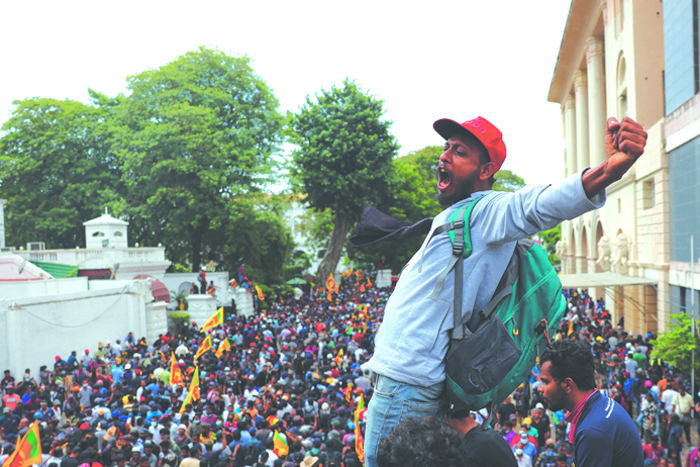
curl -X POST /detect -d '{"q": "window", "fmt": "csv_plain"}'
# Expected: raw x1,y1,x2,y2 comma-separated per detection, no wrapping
643,179,655,209
114,231,123,237
92,231,105,237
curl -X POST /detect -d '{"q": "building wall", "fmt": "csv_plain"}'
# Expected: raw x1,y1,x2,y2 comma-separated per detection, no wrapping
663,0,698,114
0,281,152,378
552,0,669,332
669,137,700,263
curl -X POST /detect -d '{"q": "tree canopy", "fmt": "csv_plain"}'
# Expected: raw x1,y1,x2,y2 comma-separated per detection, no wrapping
289,79,399,281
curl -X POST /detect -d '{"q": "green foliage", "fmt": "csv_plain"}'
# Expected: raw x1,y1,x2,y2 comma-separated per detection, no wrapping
0,98,121,248
347,145,443,272
168,312,191,323
493,169,526,192
652,313,700,383
170,263,191,273
288,79,399,221
539,224,561,266
111,47,284,270
288,79,399,279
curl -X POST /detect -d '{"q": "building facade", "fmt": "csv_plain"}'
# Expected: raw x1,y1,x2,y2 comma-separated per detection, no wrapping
664,0,700,317
549,0,670,332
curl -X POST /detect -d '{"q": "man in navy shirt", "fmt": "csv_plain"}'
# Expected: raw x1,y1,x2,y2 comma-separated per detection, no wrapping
538,339,643,466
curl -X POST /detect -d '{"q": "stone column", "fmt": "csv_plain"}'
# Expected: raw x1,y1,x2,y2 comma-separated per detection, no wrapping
565,95,577,176
586,36,607,167
574,71,590,171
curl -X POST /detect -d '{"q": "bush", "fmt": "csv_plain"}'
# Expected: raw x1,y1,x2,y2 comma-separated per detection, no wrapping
168,312,191,334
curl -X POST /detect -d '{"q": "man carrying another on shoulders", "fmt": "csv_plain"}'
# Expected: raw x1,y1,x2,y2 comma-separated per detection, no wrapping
538,339,643,466
448,408,517,467
363,114,648,467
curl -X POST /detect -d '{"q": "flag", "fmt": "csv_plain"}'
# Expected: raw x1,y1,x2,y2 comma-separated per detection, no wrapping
2,420,42,467
367,277,372,287
354,394,365,464
272,430,289,457
334,284,339,293
356,270,362,279
179,367,200,414
345,382,353,403
327,292,332,301
169,353,184,386
360,284,365,292
256,285,265,300
160,351,167,363
334,349,344,367
200,307,224,332
267,415,279,427
194,335,212,361
215,338,231,358
326,273,336,292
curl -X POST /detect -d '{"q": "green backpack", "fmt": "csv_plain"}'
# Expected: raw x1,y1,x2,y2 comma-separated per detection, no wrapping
422,195,567,415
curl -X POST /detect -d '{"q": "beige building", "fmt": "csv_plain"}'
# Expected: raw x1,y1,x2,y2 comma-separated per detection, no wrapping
549,0,671,333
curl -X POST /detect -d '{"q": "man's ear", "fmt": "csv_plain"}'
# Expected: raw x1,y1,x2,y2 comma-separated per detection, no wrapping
479,162,496,181
562,378,575,394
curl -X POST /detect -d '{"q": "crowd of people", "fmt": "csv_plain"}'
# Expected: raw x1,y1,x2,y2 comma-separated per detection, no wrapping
0,271,384,467
1,274,698,467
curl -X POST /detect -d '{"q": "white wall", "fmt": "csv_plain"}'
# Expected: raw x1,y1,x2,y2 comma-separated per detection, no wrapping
0,283,151,377
162,272,231,307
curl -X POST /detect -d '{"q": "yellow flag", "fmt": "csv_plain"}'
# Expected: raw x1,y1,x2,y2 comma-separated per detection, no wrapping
215,338,231,358
169,353,184,386
326,273,336,292
194,335,212,361
256,285,265,300
334,349,344,366
200,307,224,332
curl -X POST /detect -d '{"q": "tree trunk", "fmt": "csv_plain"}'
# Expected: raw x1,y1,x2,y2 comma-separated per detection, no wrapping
191,229,204,273
316,214,350,282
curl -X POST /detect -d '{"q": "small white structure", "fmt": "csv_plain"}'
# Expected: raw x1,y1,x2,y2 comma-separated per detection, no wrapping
84,209,129,249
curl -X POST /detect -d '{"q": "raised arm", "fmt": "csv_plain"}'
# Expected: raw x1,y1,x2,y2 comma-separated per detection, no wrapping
582,117,648,198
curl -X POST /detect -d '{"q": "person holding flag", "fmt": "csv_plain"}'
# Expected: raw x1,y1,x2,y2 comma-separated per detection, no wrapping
169,353,184,387
193,335,212,361
2,420,41,467
214,338,231,358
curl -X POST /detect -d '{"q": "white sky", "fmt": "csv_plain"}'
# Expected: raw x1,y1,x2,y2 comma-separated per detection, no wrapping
0,0,571,187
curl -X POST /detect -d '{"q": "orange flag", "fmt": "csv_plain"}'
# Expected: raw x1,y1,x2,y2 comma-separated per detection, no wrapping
255,285,265,300
354,394,365,464
200,307,224,332
327,292,332,301
193,335,212,361
169,353,184,386
326,273,336,292
215,338,231,358
367,277,372,287
2,420,42,467
360,284,365,292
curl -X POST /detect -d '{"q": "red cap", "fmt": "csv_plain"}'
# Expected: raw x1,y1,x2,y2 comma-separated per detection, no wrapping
433,116,507,172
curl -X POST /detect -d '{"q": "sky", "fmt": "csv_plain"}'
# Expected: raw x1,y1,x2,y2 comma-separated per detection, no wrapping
0,0,572,187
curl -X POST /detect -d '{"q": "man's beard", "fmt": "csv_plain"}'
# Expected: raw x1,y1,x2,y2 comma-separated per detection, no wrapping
437,177,477,207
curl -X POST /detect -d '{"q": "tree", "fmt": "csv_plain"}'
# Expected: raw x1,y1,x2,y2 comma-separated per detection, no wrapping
539,224,561,266
0,97,120,248
347,146,443,273
652,313,700,385
111,47,284,270
493,169,526,192
289,79,399,280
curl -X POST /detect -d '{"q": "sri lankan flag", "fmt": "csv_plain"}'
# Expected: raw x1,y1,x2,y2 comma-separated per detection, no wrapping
345,382,353,403
272,430,289,457
169,353,184,386
179,366,201,413
326,273,336,292
214,338,231,358
334,349,344,367
255,285,265,300
367,277,372,287
2,420,42,467
193,335,212,361
354,394,365,464
200,307,224,332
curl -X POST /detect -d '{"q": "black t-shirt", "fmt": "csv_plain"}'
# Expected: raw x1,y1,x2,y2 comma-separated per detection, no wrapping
496,402,515,424
462,425,518,467
530,415,551,447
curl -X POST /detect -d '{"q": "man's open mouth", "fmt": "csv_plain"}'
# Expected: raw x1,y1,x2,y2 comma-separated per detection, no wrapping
437,166,451,190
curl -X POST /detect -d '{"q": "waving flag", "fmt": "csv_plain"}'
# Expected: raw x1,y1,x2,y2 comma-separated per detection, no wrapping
256,285,265,300
193,335,212,361
326,273,336,292
200,307,224,332
169,353,184,386
334,349,344,367
354,394,365,464
2,420,42,467
272,430,289,457
214,338,231,358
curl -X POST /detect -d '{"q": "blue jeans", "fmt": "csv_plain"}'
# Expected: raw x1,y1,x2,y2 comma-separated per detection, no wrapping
364,374,447,467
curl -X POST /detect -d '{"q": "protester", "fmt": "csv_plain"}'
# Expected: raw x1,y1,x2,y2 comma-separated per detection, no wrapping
363,114,648,467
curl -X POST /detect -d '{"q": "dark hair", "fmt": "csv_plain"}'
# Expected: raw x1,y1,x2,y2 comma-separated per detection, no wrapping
540,339,596,391
376,416,466,467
